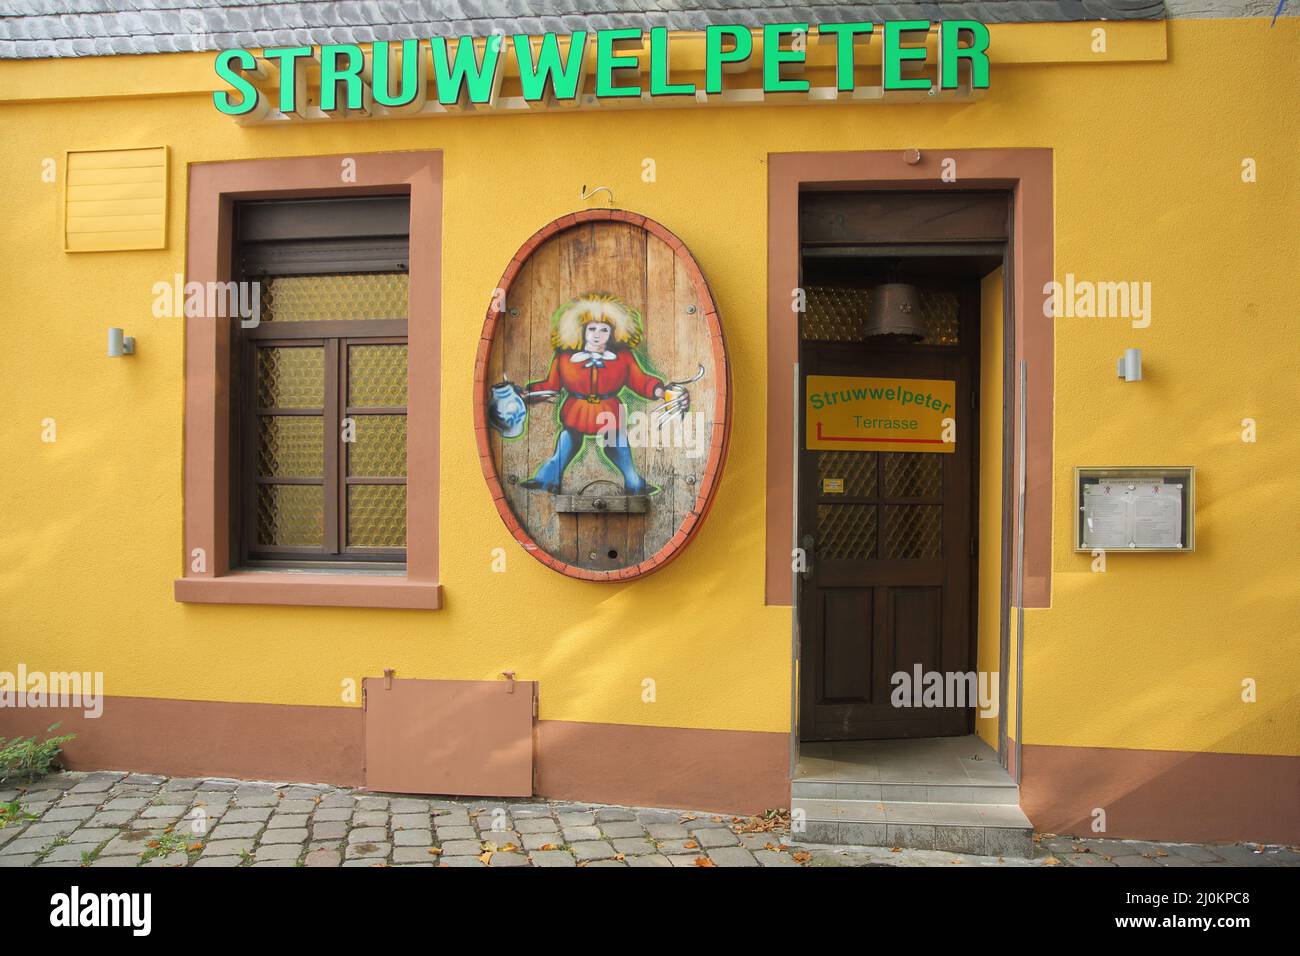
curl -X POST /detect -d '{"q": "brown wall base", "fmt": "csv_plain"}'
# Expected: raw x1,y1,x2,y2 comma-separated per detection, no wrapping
0,697,789,814
8,699,1295,839
0,697,366,787
1022,743,1300,845
536,720,790,813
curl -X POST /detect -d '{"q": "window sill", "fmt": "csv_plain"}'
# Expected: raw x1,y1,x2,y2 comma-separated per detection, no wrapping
174,572,442,610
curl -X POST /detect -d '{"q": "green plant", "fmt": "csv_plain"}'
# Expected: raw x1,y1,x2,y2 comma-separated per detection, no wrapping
138,830,191,864
0,723,76,784
0,800,38,828
80,846,101,866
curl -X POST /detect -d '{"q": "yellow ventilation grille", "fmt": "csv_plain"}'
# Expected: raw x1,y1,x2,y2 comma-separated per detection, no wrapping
64,146,167,252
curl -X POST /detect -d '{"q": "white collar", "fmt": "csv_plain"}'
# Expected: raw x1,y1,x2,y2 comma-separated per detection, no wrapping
571,350,616,363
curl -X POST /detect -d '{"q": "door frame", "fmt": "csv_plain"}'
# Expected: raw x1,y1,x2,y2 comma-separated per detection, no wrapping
770,150,1055,777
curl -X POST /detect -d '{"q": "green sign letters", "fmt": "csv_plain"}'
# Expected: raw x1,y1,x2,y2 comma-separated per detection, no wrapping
213,20,990,116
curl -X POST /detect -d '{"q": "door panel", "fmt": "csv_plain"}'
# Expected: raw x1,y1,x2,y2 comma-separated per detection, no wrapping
890,586,942,681
823,588,873,700
798,283,977,741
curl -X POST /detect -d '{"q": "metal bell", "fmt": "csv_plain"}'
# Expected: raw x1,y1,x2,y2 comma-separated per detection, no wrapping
865,283,925,341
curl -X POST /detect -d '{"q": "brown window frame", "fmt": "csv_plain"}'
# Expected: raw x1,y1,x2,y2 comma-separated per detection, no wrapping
174,152,442,610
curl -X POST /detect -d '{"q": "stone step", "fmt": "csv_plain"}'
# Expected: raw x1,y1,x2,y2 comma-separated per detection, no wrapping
793,797,1034,858
792,777,1020,805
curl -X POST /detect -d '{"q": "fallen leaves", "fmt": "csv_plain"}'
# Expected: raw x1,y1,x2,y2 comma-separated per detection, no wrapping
792,851,812,864
693,856,717,867
427,847,442,856
683,840,699,850
1042,856,1060,866
732,808,791,834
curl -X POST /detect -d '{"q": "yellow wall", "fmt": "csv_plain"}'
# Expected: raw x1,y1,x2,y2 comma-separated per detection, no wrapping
1,18,1296,757
976,267,1004,752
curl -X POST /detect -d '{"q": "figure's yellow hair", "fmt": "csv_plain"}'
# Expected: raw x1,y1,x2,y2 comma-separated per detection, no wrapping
551,293,643,350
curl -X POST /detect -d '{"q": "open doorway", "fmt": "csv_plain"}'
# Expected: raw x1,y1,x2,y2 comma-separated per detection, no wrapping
789,190,1030,851
794,190,1010,752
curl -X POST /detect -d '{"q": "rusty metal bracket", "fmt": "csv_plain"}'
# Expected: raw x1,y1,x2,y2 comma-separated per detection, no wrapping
383,668,395,690
501,670,516,693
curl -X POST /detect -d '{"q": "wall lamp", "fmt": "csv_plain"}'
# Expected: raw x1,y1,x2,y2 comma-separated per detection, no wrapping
1117,348,1142,382
107,328,135,357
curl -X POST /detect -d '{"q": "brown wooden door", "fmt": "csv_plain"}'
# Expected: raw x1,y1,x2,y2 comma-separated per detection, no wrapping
798,287,977,741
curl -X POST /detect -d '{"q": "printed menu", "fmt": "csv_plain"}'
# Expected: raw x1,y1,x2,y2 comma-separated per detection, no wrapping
1082,479,1183,550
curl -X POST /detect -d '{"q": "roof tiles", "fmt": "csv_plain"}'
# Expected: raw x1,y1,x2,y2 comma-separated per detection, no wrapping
1,1,1167,59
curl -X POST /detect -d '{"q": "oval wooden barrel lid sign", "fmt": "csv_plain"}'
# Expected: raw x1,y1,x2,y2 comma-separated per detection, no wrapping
474,210,730,581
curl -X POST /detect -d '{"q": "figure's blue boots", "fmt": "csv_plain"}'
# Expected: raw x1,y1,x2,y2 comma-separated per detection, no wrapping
603,439,653,495
521,428,657,496
521,428,578,493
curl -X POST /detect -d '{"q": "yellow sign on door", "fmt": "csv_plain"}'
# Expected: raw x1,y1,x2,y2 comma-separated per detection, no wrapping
806,375,957,453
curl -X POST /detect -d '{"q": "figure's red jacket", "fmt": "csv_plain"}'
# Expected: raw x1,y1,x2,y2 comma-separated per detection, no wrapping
528,349,663,435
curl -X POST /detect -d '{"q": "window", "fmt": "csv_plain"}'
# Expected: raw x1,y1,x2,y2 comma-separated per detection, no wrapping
235,197,410,568
175,152,442,609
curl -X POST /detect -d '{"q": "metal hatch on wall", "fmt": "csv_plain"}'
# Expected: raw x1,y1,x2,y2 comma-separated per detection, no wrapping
363,675,538,796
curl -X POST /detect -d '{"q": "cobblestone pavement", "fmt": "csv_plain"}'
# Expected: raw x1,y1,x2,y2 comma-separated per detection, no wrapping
1,771,1295,868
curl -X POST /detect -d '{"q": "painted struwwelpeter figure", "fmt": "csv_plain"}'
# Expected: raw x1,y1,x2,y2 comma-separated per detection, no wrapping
517,293,674,495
